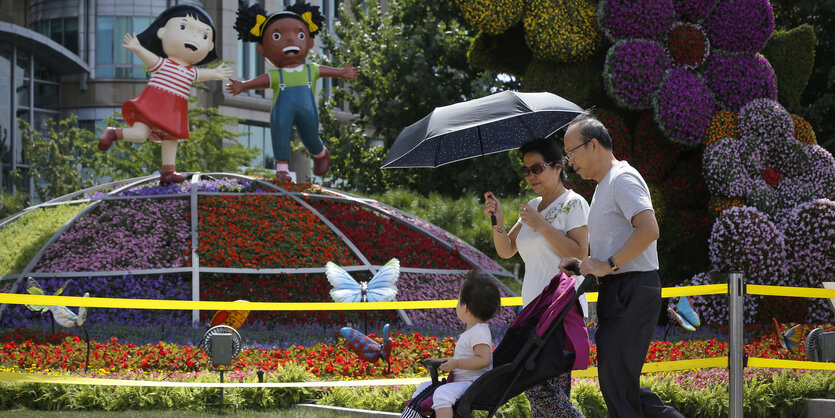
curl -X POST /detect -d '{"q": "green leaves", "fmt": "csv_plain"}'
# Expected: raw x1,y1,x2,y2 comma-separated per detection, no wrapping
0,204,86,276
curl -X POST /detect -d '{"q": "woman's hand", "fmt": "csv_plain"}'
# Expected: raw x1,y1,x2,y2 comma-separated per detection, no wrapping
439,358,458,372
518,202,547,230
483,192,503,223
559,257,581,275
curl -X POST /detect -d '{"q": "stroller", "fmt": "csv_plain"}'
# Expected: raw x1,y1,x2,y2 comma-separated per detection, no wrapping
403,270,593,418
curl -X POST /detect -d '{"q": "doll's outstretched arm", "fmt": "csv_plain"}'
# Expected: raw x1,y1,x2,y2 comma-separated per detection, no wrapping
319,62,359,80
226,73,270,95
197,63,233,82
123,33,159,69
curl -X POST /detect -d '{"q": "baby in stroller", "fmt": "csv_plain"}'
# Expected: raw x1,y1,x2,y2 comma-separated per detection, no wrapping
404,269,501,418
404,269,591,418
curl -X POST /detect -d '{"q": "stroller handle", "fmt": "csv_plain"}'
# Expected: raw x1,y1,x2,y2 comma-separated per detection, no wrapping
566,263,597,293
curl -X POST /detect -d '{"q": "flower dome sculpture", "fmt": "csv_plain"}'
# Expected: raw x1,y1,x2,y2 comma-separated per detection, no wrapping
0,174,515,332
599,0,777,146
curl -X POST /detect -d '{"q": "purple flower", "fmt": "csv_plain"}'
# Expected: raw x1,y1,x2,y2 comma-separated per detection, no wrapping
783,199,835,323
704,54,777,112
599,0,776,146
652,68,715,145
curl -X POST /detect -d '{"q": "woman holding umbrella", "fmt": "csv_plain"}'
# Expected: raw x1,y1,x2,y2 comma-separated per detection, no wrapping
483,137,589,417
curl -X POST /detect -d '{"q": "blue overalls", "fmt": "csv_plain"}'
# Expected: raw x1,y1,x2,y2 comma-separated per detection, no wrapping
269,64,324,161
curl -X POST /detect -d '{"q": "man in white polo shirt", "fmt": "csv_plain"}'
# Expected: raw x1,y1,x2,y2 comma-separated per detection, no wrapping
559,113,683,418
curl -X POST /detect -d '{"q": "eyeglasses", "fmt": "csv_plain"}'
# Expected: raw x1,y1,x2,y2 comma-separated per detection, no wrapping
564,140,592,163
520,162,553,177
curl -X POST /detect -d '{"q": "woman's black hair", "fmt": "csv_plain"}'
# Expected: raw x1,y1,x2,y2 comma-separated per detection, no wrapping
518,137,568,182
136,4,218,66
234,1,325,44
459,268,501,322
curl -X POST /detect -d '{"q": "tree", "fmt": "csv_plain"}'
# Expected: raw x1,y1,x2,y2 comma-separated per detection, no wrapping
15,115,105,201
319,0,522,197
770,0,835,152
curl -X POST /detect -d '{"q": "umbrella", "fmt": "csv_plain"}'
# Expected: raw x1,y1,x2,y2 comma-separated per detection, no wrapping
381,91,584,169
381,91,584,224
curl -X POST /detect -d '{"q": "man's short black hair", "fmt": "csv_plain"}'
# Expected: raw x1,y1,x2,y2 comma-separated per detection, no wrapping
460,268,501,322
569,113,613,150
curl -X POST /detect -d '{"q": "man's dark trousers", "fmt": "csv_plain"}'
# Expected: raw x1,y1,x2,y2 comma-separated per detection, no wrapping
596,270,684,418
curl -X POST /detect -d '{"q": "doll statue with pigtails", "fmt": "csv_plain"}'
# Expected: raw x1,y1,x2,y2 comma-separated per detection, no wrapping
98,5,232,184
228,1,359,182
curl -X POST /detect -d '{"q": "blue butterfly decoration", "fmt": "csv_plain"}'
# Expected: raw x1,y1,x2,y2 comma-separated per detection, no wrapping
326,258,399,303
668,296,700,332
772,318,802,353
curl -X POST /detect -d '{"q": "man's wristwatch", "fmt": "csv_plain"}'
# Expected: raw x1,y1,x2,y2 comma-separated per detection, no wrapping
607,256,619,272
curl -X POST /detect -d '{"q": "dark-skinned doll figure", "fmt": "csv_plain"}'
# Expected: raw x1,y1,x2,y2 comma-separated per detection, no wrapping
228,1,359,182
97,5,232,184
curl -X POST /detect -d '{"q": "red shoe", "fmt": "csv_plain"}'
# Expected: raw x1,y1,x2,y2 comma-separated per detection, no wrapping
276,170,293,182
98,127,122,151
312,148,330,177
160,170,186,184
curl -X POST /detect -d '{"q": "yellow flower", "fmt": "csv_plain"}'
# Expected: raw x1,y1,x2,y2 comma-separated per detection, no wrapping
455,0,527,35
524,0,601,63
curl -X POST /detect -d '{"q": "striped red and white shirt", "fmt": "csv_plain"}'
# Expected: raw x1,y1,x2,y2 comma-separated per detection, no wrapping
147,57,198,99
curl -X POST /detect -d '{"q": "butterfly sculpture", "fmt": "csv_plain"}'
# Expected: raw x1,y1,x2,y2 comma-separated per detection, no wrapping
210,300,251,329
24,277,92,371
772,318,802,353
326,258,400,303
667,296,700,332
340,323,393,370
24,277,88,327
25,277,70,313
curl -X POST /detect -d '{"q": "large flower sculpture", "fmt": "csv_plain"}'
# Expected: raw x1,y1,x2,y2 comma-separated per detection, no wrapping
703,99,835,219
599,0,777,146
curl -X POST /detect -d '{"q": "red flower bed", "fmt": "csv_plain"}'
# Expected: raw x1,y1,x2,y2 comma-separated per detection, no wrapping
5,324,832,380
308,199,472,269
196,195,358,268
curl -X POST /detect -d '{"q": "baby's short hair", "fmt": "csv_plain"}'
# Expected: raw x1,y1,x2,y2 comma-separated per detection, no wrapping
460,268,501,321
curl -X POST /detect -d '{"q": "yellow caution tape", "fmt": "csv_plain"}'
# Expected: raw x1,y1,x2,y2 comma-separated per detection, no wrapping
661,284,727,298
0,358,731,387
0,293,465,311
571,357,728,378
0,371,427,387
747,357,835,371
0,284,730,311
746,285,835,299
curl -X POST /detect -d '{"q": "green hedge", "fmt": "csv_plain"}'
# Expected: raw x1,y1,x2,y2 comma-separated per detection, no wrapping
468,24,532,76
761,24,817,113
0,204,86,277
521,52,606,109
